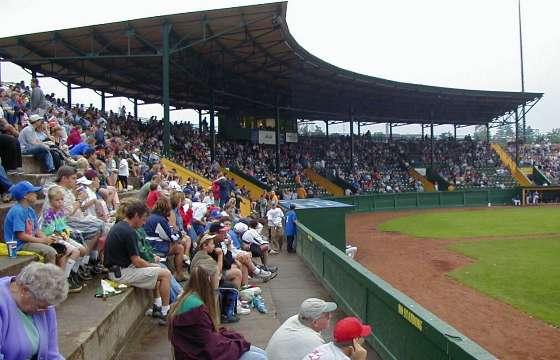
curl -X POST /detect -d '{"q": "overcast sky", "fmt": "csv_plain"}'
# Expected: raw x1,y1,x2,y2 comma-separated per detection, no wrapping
1,0,558,136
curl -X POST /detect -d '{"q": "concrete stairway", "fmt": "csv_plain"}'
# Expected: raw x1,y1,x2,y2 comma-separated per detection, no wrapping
491,143,532,186
303,168,344,196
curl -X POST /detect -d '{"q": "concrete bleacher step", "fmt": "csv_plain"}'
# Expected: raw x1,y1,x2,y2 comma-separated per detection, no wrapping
58,279,151,360
8,173,55,187
0,256,37,277
22,155,45,174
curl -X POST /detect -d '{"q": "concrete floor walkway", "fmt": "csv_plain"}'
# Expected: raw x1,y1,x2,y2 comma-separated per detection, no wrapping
117,251,380,359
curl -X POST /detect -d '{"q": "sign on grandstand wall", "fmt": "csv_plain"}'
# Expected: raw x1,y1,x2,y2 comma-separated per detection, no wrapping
258,130,276,145
285,132,298,143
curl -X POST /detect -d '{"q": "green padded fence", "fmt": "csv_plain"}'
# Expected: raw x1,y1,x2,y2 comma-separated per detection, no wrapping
328,189,519,212
296,222,496,360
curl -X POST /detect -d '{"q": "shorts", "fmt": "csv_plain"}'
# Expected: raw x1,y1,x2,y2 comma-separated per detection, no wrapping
249,243,263,257
20,243,57,263
54,238,84,256
109,265,159,290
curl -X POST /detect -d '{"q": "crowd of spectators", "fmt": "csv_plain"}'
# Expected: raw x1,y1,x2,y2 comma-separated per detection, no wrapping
508,141,560,184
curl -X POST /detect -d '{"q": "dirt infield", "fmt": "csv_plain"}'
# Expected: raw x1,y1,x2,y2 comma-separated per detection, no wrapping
347,208,560,360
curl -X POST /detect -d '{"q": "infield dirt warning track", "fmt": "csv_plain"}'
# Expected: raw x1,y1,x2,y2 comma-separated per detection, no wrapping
347,208,560,360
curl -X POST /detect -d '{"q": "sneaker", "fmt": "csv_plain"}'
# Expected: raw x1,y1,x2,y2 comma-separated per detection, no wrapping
68,277,82,293
237,305,251,315
221,315,240,324
262,272,278,283
78,267,93,281
263,265,278,273
152,305,162,318
269,250,279,255
254,270,272,279
157,314,167,326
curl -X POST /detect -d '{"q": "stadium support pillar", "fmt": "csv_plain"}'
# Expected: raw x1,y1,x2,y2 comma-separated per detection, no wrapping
486,124,490,143
101,91,106,113
515,110,520,166
349,108,354,164
358,121,361,136
31,70,37,78
325,120,329,138
67,82,72,108
133,98,138,120
389,123,393,140
198,109,202,130
210,91,216,162
421,123,424,138
275,101,281,172
453,124,457,140
161,22,171,157
430,122,434,167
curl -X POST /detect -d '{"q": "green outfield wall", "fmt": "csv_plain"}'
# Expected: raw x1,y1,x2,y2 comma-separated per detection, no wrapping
296,221,496,360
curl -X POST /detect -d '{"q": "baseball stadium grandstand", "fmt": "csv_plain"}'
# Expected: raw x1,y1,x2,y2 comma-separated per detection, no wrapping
1,2,558,360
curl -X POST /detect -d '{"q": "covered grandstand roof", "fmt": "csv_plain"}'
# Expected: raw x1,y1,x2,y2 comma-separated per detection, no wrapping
0,2,542,125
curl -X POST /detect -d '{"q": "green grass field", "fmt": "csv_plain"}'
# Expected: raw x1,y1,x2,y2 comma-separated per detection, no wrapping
378,207,560,238
448,239,560,328
378,207,560,327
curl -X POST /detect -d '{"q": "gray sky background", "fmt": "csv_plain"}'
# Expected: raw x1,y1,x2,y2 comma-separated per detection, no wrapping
1,0,558,137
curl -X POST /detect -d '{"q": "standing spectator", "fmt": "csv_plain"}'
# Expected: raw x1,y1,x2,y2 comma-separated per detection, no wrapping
285,204,298,253
118,155,129,190
18,114,55,173
266,201,284,254
266,298,337,360
30,78,47,111
0,262,68,360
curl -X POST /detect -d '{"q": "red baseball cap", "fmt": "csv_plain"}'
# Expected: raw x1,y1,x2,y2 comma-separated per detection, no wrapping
333,317,372,343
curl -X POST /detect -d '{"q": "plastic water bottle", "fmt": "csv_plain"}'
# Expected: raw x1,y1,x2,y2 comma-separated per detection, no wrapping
253,295,268,314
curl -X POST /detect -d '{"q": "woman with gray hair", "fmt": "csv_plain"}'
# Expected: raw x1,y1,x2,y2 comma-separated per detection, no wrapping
0,262,68,360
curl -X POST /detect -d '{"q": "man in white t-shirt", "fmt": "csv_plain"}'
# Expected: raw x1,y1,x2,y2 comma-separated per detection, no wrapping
302,317,371,360
266,298,337,360
266,201,284,254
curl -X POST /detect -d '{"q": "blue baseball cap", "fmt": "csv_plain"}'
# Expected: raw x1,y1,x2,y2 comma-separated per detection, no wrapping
10,181,42,201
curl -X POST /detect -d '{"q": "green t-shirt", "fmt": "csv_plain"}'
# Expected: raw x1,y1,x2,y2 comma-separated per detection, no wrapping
135,228,156,263
16,307,39,357
177,293,204,315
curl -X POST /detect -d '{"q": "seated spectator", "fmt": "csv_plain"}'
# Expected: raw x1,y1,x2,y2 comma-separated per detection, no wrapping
169,191,193,259
168,258,267,360
207,221,243,290
146,182,160,209
138,174,161,202
266,298,337,360
4,181,57,264
0,262,68,360
303,317,371,360
104,200,172,325
41,186,89,293
228,221,275,278
69,136,95,157
242,219,272,269
144,196,187,281
0,114,23,174
18,114,55,173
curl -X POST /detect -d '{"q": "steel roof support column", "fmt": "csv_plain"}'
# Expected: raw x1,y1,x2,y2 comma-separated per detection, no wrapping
32,70,37,78
358,121,361,136
162,23,171,157
486,124,490,143
349,107,354,165
210,91,216,162
430,121,434,167
101,91,106,113
198,109,202,131
325,120,329,138
421,123,424,138
453,124,457,140
67,82,72,108
515,110,520,166
275,100,281,173
133,98,138,120
389,123,393,140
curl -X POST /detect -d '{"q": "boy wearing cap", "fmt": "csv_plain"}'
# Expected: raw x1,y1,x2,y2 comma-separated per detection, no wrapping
302,317,370,360
266,298,337,360
3,181,58,264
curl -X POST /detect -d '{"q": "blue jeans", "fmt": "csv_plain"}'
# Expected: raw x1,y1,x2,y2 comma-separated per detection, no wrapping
160,263,183,303
0,164,13,192
23,144,54,172
239,346,267,360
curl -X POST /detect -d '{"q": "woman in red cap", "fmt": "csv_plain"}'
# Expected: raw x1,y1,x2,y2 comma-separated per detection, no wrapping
302,316,370,360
